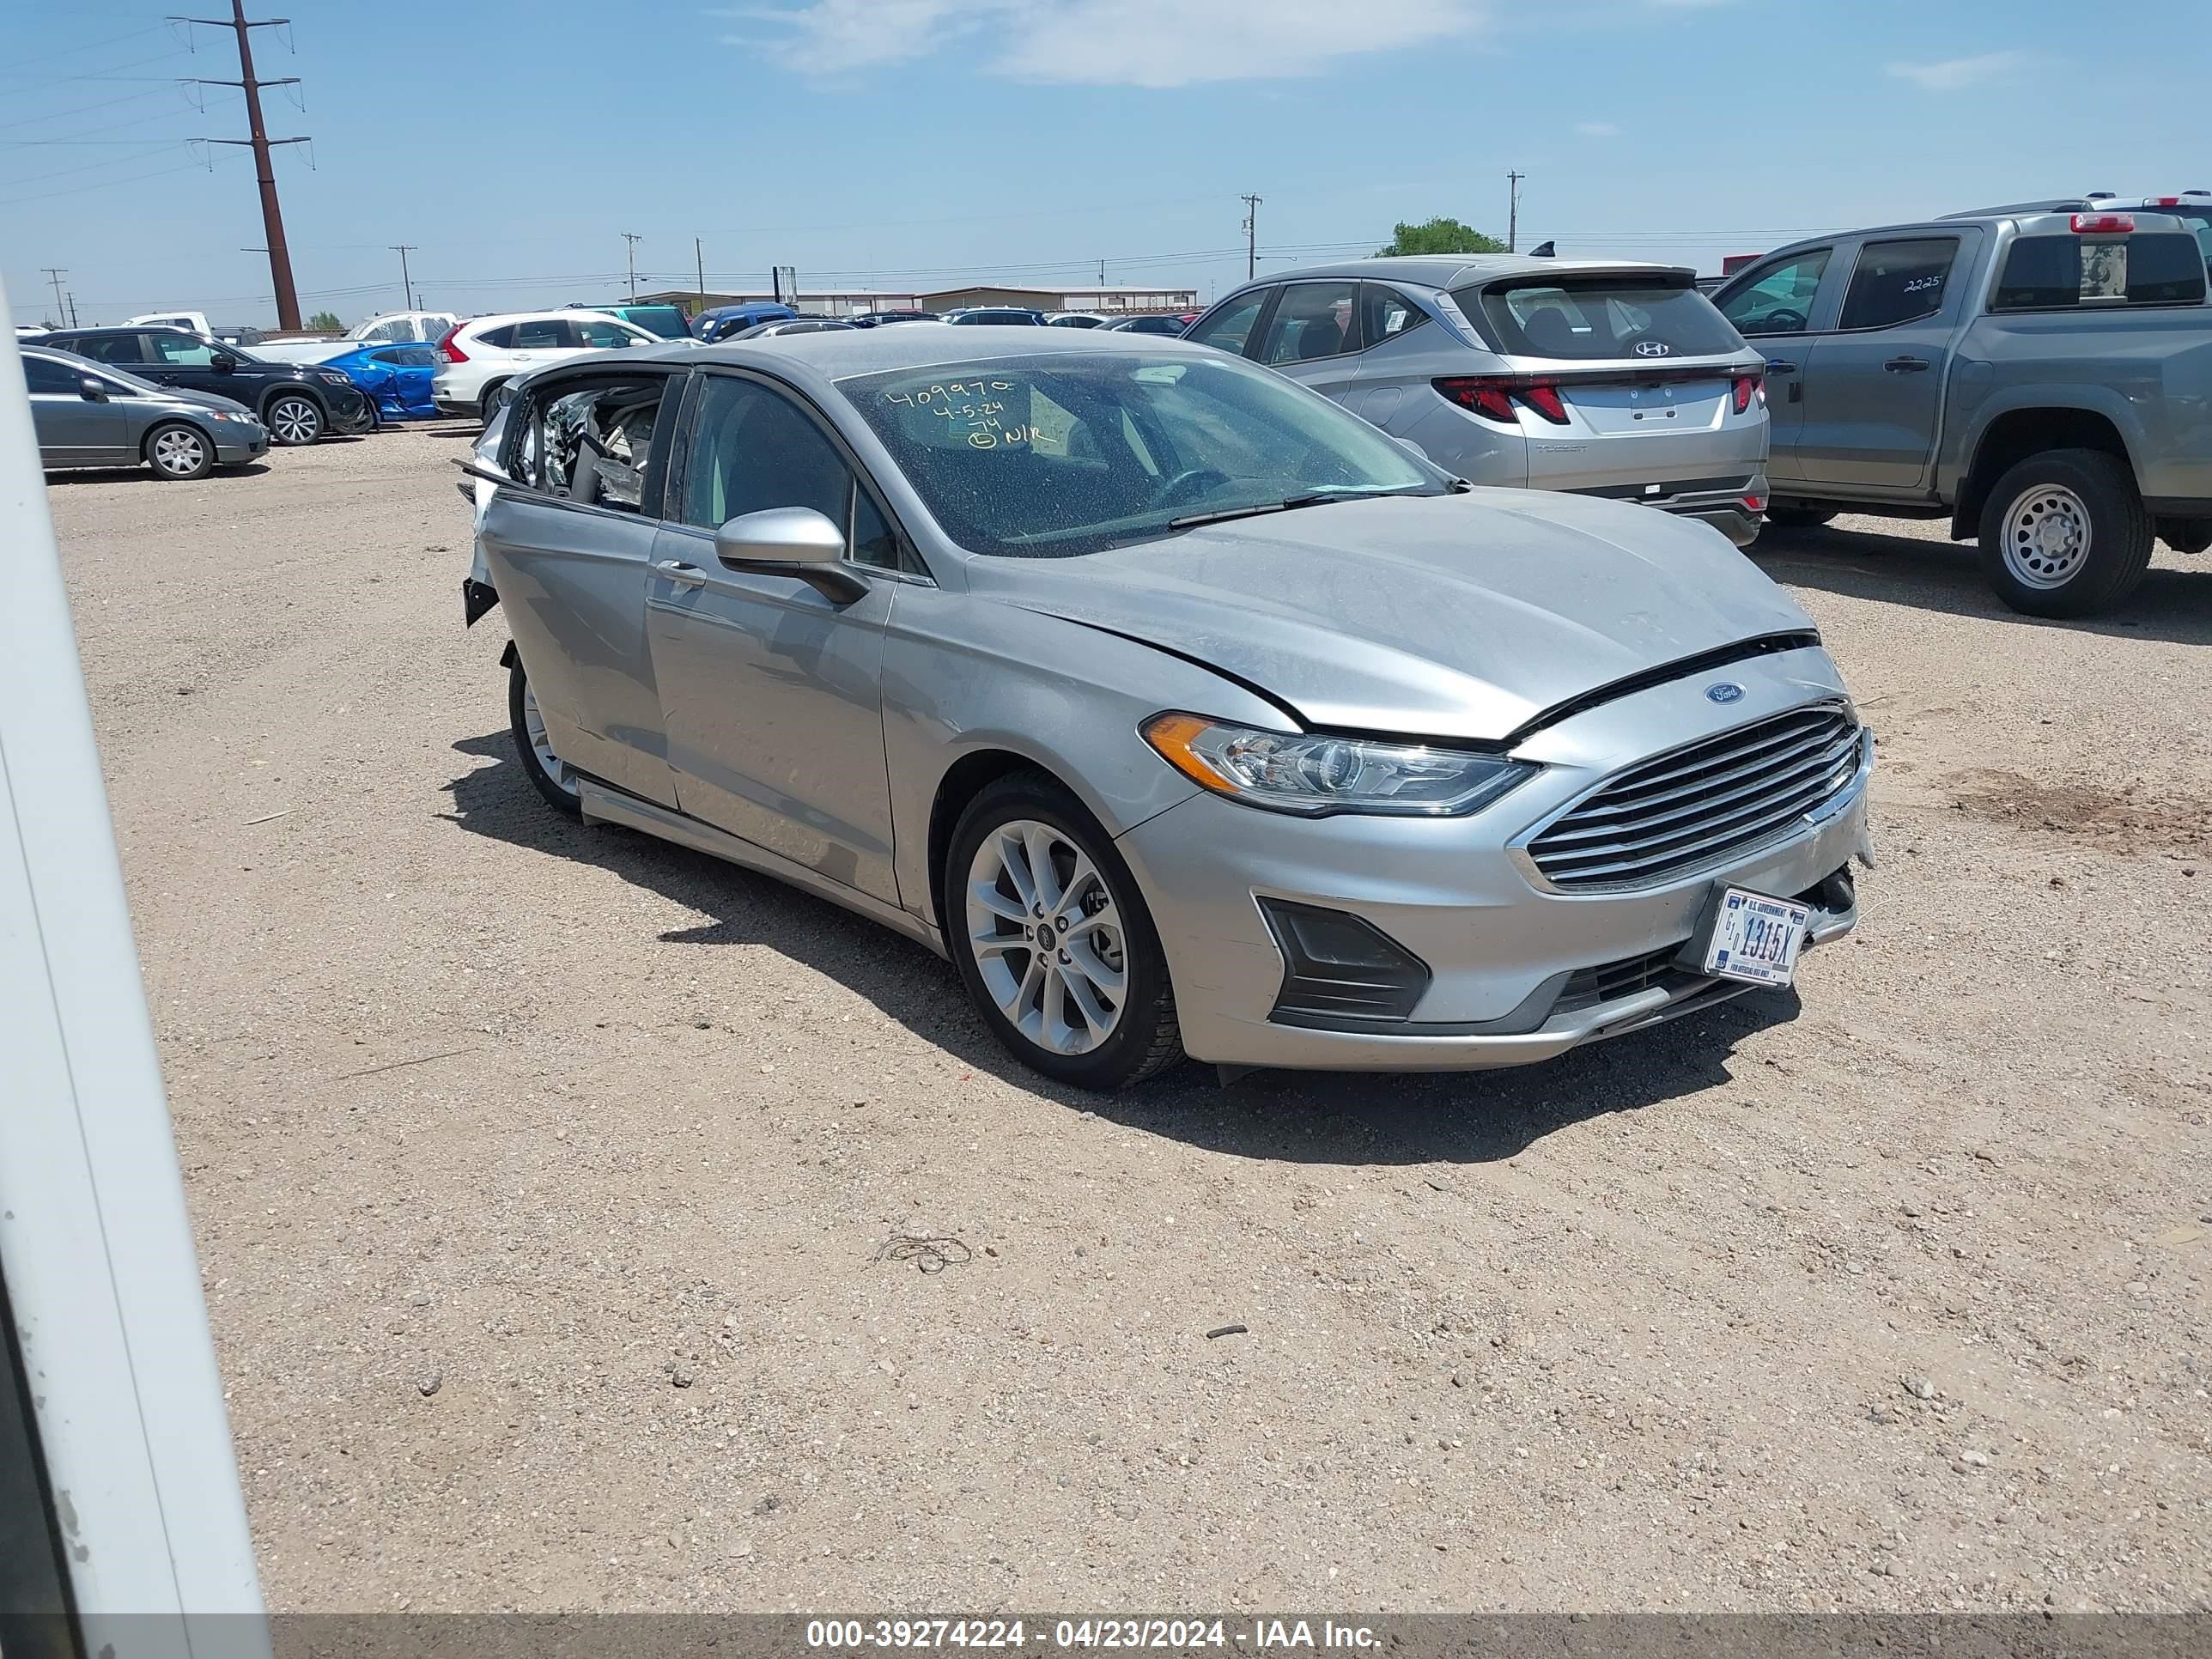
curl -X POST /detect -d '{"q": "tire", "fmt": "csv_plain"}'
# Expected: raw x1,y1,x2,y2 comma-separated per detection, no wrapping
143,421,213,481
478,380,508,425
1978,448,2154,618
1765,504,1837,530
264,392,325,447
945,772,1183,1091
2159,517,2212,556
507,654,582,818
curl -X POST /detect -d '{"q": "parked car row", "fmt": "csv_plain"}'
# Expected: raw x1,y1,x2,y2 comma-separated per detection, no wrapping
22,343,270,479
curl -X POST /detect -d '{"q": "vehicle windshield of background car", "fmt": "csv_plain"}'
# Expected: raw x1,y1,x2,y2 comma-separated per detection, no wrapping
1460,275,1746,359
841,352,1448,558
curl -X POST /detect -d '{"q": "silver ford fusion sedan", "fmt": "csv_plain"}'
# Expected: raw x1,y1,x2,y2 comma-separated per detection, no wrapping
464,327,1871,1090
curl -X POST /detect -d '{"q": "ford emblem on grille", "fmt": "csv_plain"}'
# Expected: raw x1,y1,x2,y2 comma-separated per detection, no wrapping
1634,340,1672,357
1705,682,1745,704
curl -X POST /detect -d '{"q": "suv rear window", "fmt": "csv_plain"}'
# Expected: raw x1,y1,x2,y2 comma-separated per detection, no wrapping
1457,276,1743,361
617,307,691,340
1993,233,2207,309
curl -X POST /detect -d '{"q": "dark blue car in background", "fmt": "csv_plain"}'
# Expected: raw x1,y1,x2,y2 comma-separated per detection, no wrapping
692,301,799,341
320,343,440,421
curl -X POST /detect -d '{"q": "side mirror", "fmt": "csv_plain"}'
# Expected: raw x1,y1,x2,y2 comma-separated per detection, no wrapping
713,507,866,603
79,377,111,404
211,356,236,374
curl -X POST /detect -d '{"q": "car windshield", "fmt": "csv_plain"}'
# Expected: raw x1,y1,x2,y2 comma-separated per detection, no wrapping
841,351,1447,558
1458,275,1745,361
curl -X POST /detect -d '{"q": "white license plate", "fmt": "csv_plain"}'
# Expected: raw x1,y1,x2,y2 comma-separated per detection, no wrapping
1701,886,1810,988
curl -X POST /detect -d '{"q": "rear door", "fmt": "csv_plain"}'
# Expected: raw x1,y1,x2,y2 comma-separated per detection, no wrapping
1714,246,1838,482
22,354,131,463
644,370,902,903
1795,231,1977,491
477,365,686,807
137,330,234,400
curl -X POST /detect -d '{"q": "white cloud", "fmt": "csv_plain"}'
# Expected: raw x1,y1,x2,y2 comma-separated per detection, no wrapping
1884,50,2027,91
1575,120,1620,137
734,0,1494,88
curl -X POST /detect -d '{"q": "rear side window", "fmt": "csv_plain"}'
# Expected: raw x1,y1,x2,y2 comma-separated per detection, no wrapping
74,335,149,365
1257,282,1358,365
1839,237,1960,330
1993,234,2208,308
512,319,570,349
1359,283,1429,348
474,324,518,349
512,376,669,513
1460,276,1745,361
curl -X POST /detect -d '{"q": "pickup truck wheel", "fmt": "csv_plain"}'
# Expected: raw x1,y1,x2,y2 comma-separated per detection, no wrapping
1765,504,1837,530
2159,517,2212,556
507,655,582,818
1978,449,2153,619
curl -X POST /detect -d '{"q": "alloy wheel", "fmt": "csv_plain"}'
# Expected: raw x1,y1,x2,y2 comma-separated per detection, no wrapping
150,427,208,477
963,818,1127,1055
268,396,321,445
2001,483,2092,590
520,680,578,799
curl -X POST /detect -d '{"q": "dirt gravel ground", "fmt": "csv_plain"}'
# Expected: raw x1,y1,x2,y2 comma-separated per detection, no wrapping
45,425,2212,1613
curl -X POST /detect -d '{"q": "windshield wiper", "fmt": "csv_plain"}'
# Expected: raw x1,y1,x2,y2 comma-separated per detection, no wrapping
1169,485,1433,530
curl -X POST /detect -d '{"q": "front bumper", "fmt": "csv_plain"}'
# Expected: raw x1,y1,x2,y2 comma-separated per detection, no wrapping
1115,647,1872,1072
212,426,268,464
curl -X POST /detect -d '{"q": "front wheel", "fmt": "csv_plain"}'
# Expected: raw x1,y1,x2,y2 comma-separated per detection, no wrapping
143,421,213,480
1765,503,1837,530
264,392,325,447
507,655,582,817
1978,448,2153,618
945,774,1183,1091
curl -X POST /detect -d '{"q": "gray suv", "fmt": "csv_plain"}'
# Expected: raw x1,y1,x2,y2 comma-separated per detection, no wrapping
1184,256,1771,545
21,345,268,479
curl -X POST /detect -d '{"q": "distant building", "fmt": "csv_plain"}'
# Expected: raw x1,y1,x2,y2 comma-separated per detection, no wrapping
637,283,1199,319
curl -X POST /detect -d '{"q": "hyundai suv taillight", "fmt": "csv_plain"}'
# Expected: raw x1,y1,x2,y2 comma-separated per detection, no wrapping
1433,375,1571,425
435,325,468,364
1732,374,1764,414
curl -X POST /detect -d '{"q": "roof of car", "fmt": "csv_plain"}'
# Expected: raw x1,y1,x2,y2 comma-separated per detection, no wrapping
1229,254,1695,293
461,308,629,328
640,324,1219,380
1747,209,2197,262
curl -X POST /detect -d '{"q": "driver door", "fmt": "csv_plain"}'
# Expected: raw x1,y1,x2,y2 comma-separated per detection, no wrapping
1714,246,1835,483
645,371,902,903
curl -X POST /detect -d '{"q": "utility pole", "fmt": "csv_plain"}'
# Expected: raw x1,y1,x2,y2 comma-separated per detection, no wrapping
1507,170,1525,253
694,236,706,308
390,244,416,311
622,232,642,299
1098,258,1106,285
183,3,308,331
40,268,67,326
1240,193,1262,282
65,292,79,327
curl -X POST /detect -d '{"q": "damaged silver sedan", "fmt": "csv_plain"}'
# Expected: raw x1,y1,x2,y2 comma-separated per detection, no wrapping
461,328,1871,1089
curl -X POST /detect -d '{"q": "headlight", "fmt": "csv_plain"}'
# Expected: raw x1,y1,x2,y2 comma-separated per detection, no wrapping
1142,712,1538,817
315,371,352,386
210,410,254,422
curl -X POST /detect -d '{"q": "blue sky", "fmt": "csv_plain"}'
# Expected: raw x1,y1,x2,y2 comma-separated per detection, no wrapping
2,0,2205,328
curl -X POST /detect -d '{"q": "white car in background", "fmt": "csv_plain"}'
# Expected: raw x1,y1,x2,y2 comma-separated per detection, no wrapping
430,309,669,419
254,311,464,366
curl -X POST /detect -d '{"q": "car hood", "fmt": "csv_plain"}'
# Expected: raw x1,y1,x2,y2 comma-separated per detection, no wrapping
969,489,1814,743
149,385,258,417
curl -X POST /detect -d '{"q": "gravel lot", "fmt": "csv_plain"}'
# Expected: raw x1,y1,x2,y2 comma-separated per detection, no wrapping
47,424,2212,1613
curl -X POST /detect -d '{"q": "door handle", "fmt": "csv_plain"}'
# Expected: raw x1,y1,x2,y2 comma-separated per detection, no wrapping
1765,360,1797,374
1884,356,1930,374
653,559,707,589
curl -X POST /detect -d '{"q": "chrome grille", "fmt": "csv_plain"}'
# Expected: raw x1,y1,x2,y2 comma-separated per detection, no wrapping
1528,705,1863,890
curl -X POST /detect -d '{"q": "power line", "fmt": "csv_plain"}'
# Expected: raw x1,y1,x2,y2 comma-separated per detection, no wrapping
0,139,199,191
3,21,173,73
179,2,307,330
0,156,207,209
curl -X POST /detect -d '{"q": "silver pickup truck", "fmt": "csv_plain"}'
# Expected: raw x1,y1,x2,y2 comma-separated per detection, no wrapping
1711,209,2212,617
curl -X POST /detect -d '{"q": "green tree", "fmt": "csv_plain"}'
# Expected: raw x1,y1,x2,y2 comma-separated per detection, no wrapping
307,310,343,331
1375,217,1508,258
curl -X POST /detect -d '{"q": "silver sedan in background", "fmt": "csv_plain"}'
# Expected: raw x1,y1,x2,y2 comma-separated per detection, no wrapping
21,344,267,479
1185,256,1773,547
465,328,1869,1090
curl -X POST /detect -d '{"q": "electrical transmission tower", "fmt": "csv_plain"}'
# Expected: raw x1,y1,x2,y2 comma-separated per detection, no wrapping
179,3,308,330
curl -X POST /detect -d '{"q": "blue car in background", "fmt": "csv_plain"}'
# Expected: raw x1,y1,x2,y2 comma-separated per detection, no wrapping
692,301,799,341
319,342,441,421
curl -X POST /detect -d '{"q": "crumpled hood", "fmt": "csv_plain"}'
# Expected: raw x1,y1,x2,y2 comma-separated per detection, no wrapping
968,489,1815,742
